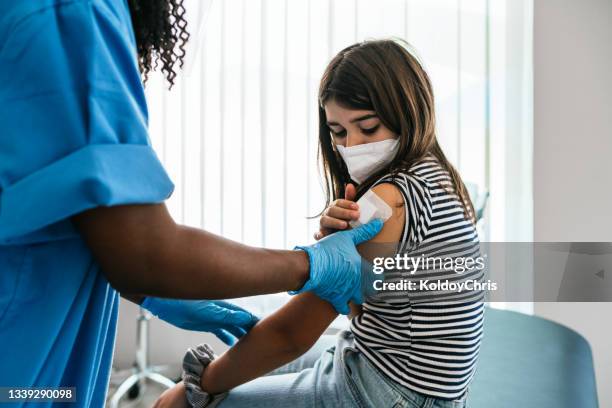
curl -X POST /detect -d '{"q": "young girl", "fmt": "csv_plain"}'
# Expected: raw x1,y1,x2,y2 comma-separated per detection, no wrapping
156,39,484,408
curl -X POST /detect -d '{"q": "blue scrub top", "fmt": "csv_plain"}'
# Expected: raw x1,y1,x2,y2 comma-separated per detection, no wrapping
0,0,174,406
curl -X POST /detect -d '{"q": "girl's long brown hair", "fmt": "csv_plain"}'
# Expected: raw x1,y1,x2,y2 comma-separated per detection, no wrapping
317,39,475,223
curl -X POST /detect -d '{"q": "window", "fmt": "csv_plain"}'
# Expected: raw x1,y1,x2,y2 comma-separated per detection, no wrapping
145,0,533,316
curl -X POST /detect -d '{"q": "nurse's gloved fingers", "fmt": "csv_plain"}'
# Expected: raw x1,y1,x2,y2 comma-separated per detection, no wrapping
212,329,238,346
222,325,248,340
348,219,384,245
351,287,365,306
360,260,379,300
223,309,259,331
214,300,252,314
213,301,259,328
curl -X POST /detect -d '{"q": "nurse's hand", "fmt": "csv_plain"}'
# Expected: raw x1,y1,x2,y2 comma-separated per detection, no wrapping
141,298,259,346
315,183,359,240
293,218,383,315
153,382,188,408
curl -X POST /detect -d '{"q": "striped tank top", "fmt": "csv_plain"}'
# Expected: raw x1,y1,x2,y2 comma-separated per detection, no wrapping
350,154,485,400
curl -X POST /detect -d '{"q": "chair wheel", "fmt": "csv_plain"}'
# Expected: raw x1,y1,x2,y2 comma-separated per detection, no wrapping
127,382,140,400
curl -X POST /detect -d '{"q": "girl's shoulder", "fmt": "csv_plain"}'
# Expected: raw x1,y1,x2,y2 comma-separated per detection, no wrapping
407,154,452,184
376,154,452,192
372,154,457,224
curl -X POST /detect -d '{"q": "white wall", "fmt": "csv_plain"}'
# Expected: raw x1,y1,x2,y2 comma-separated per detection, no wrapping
533,0,612,406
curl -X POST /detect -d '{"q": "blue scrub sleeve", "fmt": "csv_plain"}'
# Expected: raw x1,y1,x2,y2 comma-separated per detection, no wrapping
0,1,174,241
0,144,173,240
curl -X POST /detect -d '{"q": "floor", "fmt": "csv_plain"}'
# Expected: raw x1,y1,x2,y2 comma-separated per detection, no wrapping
105,365,181,407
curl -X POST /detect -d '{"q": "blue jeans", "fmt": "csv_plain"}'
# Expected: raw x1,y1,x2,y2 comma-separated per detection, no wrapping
218,331,469,408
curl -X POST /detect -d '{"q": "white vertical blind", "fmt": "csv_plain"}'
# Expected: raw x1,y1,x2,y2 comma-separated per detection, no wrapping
144,0,533,315
486,0,534,315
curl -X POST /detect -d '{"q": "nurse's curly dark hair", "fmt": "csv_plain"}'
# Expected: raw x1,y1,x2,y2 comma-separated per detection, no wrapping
127,0,190,88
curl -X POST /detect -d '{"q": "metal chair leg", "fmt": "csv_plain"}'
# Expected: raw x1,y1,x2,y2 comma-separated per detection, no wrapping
109,307,176,407
109,374,140,408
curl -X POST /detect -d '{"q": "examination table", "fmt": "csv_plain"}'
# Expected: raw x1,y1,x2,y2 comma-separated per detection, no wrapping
468,307,599,408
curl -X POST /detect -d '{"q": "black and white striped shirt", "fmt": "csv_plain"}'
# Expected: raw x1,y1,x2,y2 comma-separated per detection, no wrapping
350,155,485,401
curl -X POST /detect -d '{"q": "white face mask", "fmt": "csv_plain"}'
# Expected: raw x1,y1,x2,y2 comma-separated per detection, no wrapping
336,138,400,184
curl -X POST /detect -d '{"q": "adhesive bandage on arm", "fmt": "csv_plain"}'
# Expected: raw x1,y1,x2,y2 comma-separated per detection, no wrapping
349,189,393,228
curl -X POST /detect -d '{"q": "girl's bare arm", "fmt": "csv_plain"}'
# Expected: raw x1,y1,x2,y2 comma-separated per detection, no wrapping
200,183,405,394
201,292,336,393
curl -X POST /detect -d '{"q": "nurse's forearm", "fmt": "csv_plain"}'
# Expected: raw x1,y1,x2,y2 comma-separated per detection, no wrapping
73,204,309,299
149,224,310,298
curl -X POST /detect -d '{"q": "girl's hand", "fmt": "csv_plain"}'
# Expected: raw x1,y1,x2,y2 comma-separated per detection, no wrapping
153,382,189,408
315,184,360,240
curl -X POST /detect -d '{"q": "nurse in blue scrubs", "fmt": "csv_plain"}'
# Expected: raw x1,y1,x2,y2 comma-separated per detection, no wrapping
0,0,382,406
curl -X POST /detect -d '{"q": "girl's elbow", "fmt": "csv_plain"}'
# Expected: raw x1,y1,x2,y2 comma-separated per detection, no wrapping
282,332,319,356
265,324,316,357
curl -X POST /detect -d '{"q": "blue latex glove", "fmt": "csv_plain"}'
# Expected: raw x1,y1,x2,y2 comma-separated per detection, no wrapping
292,219,384,314
141,298,259,346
